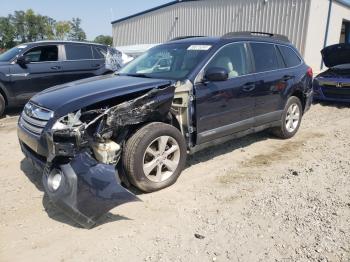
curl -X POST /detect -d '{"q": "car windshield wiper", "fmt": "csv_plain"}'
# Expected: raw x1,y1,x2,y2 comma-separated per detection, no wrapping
123,73,153,78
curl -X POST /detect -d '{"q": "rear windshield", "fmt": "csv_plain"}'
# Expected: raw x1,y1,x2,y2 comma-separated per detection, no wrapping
119,43,212,80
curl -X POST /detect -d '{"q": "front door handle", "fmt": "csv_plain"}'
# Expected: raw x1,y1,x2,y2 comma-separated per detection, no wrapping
242,83,256,92
51,66,61,70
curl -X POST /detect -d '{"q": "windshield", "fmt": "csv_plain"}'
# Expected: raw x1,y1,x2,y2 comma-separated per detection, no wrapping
0,45,27,62
119,43,212,80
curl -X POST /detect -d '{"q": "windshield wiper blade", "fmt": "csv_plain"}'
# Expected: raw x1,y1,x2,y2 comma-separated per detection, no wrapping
125,73,152,78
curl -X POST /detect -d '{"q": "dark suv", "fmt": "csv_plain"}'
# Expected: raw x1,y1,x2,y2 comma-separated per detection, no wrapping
17,32,313,227
0,41,121,116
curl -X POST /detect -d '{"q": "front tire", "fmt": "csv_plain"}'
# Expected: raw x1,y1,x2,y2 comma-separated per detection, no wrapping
122,122,187,192
0,94,5,117
271,96,302,139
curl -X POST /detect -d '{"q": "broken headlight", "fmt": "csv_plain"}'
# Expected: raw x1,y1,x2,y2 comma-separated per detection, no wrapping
52,111,83,131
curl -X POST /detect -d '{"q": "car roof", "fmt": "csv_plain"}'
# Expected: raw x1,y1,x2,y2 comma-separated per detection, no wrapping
22,40,107,47
168,35,293,47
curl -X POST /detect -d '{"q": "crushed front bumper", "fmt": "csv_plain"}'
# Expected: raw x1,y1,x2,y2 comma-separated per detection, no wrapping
42,152,140,228
19,132,139,228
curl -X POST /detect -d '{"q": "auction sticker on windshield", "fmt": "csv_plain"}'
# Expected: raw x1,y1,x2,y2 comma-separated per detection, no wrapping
187,45,212,51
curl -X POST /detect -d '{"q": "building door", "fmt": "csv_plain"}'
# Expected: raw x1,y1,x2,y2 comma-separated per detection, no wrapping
340,20,350,44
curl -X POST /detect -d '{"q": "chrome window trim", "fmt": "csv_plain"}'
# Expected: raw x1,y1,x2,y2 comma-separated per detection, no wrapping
195,41,303,84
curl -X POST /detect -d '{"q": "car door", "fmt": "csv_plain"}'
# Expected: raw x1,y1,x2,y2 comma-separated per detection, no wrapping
10,44,63,102
249,42,290,126
194,42,256,144
61,43,96,83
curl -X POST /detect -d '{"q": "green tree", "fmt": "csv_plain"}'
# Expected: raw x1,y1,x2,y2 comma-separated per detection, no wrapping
0,16,16,48
69,18,86,41
55,21,71,40
0,9,87,47
11,11,26,42
94,35,113,46
37,16,56,40
24,9,39,42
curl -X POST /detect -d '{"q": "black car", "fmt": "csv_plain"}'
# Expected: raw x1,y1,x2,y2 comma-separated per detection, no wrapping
313,43,350,102
0,41,122,116
17,32,313,228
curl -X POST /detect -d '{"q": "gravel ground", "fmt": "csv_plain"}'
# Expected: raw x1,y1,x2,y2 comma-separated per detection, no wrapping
0,103,349,262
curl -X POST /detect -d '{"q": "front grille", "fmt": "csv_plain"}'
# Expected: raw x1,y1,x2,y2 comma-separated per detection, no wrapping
322,86,350,99
20,102,53,136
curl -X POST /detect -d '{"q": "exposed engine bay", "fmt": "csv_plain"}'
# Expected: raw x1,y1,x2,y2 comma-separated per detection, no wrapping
40,81,194,228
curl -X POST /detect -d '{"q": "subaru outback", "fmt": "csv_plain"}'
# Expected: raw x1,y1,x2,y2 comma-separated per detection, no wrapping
17,32,313,227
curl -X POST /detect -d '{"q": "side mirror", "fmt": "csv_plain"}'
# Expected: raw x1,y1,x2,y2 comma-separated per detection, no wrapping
204,67,228,82
16,56,29,68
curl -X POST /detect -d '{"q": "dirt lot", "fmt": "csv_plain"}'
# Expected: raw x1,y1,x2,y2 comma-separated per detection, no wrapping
0,103,349,262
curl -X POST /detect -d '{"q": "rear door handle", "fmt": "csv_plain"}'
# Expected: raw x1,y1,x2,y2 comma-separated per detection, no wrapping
92,64,101,68
51,66,61,70
242,83,256,92
282,75,294,81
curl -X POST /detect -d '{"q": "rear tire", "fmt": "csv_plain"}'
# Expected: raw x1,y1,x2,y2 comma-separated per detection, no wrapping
122,122,187,193
271,96,302,139
0,94,5,117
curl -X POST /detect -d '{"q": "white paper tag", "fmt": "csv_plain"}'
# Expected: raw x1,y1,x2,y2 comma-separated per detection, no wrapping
187,45,212,51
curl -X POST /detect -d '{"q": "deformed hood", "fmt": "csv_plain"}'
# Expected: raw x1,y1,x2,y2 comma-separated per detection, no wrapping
31,74,172,115
321,43,350,68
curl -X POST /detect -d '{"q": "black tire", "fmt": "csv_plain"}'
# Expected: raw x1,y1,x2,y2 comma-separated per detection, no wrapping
0,93,5,117
122,122,187,193
271,96,303,139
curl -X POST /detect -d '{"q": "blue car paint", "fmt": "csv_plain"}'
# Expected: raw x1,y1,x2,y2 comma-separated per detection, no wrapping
42,152,140,228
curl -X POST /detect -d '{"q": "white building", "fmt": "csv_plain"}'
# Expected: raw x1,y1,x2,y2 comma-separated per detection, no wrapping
112,0,350,71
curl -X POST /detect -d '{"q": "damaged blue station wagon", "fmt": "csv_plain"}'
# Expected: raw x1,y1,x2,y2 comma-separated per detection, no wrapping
17,32,313,228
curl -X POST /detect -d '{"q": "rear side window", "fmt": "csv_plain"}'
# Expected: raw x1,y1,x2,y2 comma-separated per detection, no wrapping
92,46,107,59
250,43,279,72
65,44,93,60
279,46,301,67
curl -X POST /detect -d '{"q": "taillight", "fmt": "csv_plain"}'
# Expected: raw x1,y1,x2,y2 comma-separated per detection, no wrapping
307,67,313,78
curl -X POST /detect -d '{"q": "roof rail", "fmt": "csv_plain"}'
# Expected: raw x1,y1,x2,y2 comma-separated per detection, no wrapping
222,31,289,42
169,36,206,41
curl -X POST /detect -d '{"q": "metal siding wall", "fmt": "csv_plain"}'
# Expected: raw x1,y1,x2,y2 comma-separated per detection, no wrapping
112,0,310,54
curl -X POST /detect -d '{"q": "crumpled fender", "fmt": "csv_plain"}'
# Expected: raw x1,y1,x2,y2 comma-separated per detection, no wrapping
42,152,140,228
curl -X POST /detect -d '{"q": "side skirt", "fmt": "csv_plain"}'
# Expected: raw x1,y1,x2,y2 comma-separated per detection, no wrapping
189,120,281,154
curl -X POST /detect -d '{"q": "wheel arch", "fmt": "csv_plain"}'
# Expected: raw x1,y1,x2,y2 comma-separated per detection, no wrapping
290,89,306,113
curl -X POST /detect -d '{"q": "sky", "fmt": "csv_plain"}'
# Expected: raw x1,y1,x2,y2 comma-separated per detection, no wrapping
2,0,350,40
1,0,170,40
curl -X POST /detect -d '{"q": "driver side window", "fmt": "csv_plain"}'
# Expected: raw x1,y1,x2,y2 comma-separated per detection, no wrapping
206,43,249,79
24,45,58,62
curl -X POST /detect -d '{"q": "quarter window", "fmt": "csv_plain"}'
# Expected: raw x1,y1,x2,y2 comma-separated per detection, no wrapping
92,46,107,59
65,44,93,60
206,43,249,78
279,45,301,68
250,43,280,72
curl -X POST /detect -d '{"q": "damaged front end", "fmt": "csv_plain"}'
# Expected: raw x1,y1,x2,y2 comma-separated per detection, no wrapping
42,85,175,228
